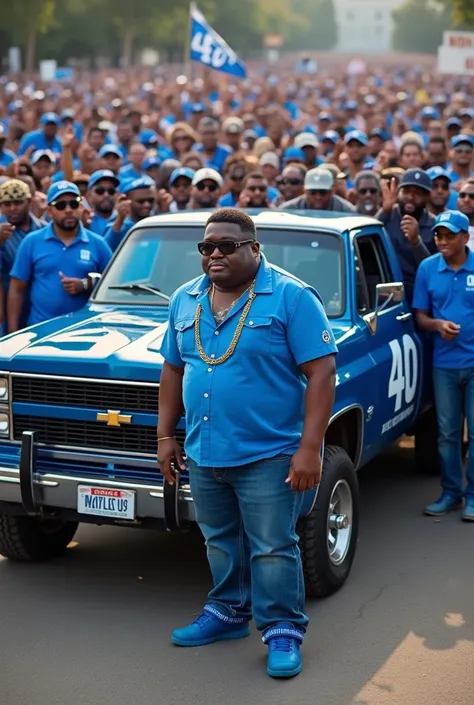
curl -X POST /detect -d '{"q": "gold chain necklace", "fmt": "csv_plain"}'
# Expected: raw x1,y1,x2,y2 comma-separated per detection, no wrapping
195,280,256,365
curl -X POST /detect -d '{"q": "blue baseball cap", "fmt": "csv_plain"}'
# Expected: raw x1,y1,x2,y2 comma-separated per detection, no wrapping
283,146,305,163
61,109,75,121
432,210,470,234
369,127,390,141
120,176,155,195
446,117,462,129
318,112,333,122
139,128,159,146
191,102,205,113
87,169,120,190
98,144,123,159
400,168,432,192
345,100,358,111
460,107,474,119
46,180,81,205
420,106,439,120
426,166,453,183
40,112,60,126
143,155,162,171
344,130,368,146
31,149,56,165
169,167,195,185
0,124,6,138
321,130,339,145
451,134,474,149
8,100,24,114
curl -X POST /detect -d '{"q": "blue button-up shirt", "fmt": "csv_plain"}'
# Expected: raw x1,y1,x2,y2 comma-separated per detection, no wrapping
160,255,338,467
413,249,474,368
10,222,112,325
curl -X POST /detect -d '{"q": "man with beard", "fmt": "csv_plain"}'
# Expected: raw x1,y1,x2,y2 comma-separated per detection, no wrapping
189,168,223,210
458,177,474,250
0,179,46,334
8,181,111,332
426,167,456,216
447,135,474,185
86,170,119,236
353,171,381,216
105,176,156,252
426,137,448,169
344,131,369,188
237,172,273,208
377,168,436,304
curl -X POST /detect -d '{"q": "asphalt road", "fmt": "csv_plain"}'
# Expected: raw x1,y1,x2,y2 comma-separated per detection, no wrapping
1,443,473,705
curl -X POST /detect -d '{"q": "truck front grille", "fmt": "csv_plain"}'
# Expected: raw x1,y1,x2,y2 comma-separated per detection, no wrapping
13,415,185,457
12,377,159,415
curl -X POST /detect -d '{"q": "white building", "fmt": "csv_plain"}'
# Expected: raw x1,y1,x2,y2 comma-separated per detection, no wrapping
333,0,407,53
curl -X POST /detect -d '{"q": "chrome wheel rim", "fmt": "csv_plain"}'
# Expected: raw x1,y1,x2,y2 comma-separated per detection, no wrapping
327,479,353,566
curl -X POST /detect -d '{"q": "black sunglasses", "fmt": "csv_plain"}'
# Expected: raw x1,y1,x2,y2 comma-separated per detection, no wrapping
307,189,330,195
94,186,116,196
197,239,255,256
454,146,473,153
278,177,303,186
459,192,474,200
135,197,156,205
196,182,218,192
357,187,379,195
51,197,81,210
230,174,245,181
247,185,266,193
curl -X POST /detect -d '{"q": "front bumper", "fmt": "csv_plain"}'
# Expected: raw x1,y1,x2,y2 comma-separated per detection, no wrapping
0,432,195,529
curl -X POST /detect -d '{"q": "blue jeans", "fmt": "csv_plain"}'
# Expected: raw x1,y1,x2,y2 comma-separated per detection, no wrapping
187,454,308,633
433,367,474,501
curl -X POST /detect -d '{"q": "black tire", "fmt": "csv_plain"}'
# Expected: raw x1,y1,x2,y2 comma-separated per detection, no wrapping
297,445,359,598
0,514,78,562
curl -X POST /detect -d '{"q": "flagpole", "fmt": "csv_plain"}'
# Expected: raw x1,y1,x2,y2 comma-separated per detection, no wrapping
185,2,194,81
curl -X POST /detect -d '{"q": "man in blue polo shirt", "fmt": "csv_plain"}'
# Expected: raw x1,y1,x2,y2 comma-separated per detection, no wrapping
447,135,474,185
426,167,458,215
413,210,474,521
158,208,337,678
86,169,119,236
18,113,63,158
8,181,111,332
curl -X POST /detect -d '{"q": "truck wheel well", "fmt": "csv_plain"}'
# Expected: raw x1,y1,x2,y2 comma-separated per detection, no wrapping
325,408,363,467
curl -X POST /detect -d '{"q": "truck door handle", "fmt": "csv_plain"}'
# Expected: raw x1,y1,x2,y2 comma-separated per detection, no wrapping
396,312,412,322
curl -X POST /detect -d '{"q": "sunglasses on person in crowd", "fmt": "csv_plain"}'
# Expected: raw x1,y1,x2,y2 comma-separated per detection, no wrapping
197,239,255,256
51,197,81,210
454,146,473,153
94,186,116,196
433,230,461,241
307,189,330,195
459,192,474,200
277,177,303,186
196,182,218,192
135,197,156,205
357,187,379,195
230,174,245,181
247,185,267,193
173,135,189,142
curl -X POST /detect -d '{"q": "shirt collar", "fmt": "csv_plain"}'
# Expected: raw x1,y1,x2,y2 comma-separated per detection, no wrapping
44,221,90,243
437,248,474,272
186,254,273,297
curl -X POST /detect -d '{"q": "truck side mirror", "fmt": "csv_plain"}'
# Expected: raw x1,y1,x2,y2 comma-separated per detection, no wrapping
364,282,405,334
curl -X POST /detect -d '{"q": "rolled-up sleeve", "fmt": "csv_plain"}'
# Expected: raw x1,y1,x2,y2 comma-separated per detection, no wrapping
159,297,184,368
286,287,338,365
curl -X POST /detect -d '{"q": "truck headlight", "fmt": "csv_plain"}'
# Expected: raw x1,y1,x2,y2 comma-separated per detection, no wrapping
0,378,8,403
0,413,9,436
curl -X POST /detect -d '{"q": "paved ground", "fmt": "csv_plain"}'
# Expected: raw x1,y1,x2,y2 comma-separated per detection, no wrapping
1,444,473,705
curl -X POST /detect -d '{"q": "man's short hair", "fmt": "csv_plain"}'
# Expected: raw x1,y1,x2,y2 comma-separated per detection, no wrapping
206,208,257,238
400,140,423,155
354,170,381,190
428,136,447,147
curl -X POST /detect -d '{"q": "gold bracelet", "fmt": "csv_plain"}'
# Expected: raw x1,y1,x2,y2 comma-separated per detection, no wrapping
157,436,175,442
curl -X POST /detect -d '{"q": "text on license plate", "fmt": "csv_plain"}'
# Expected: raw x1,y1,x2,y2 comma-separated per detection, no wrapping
77,486,136,520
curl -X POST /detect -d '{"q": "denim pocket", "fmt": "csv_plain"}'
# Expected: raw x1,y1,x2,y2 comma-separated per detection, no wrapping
175,318,195,353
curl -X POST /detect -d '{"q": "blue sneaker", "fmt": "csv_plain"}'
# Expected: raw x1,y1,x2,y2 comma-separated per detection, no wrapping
462,502,474,522
264,623,303,679
172,609,250,647
424,494,463,516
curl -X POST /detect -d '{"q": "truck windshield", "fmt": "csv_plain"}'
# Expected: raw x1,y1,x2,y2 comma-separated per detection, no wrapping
93,226,345,317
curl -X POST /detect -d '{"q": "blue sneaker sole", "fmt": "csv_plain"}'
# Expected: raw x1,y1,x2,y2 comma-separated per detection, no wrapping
267,663,302,678
172,625,250,647
462,513,474,522
424,503,463,516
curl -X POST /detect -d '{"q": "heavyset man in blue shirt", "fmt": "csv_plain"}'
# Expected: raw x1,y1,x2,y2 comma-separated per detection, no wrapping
158,208,337,679
413,210,474,521
8,181,112,331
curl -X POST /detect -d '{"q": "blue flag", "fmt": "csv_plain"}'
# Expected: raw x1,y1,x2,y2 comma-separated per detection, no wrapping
190,4,247,79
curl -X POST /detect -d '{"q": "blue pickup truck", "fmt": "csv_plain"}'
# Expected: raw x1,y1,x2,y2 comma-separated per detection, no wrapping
0,211,435,596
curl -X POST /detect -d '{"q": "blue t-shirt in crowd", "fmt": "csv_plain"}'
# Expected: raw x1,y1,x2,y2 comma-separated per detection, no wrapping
88,211,116,237
18,130,62,157
104,215,137,252
10,222,112,326
0,149,16,168
194,143,232,173
160,254,338,467
119,164,143,185
413,249,474,369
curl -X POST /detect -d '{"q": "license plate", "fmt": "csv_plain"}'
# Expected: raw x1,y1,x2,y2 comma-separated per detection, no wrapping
77,485,136,520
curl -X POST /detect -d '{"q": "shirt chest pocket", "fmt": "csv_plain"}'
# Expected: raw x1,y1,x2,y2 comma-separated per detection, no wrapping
175,317,195,354
239,316,272,356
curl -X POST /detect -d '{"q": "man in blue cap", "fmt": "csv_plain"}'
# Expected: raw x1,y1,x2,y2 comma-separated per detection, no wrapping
378,168,437,304
104,176,156,252
426,167,458,215
86,170,120,236
8,181,111,332
18,113,62,157
169,167,195,212
344,130,369,189
143,155,162,185
0,126,15,170
118,143,146,184
98,145,123,175
413,210,474,521
320,130,339,158
447,135,474,185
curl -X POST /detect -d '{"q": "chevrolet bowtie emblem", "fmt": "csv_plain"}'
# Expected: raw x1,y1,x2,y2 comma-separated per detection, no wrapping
96,410,132,427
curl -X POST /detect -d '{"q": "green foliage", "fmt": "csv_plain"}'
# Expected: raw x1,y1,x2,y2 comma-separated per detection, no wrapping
391,0,453,53
285,0,338,51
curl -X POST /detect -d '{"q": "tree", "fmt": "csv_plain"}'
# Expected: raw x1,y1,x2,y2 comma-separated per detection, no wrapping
392,0,453,53
4,0,57,73
286,0,338,51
